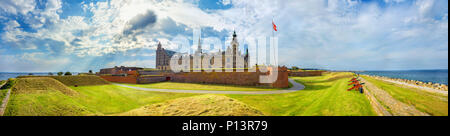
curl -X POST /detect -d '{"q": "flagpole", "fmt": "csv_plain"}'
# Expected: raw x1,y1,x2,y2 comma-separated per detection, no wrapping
272,17,274,67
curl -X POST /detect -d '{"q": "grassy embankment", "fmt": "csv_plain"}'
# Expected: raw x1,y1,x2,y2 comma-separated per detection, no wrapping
226,72,377,116
362,75,448,116
18,75,110,86
117,95,264,116
1,79,16,106
4,77,197,116
6,73,377,116
121,82,286,91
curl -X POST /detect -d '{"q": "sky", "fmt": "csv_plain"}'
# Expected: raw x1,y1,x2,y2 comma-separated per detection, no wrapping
0,0,448,72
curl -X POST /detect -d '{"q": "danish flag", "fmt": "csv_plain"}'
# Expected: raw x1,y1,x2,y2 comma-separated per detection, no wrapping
272,21,277,32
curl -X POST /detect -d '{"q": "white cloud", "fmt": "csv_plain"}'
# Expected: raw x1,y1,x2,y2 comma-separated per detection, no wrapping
0,0,447,71
221,0,232,6
0,0,36,15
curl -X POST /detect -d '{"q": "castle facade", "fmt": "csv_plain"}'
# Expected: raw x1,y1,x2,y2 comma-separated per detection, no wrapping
156,31,249,71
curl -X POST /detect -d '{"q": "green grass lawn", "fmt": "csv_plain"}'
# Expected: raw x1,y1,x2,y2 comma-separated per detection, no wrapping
226,72,377,116
363,76,448,116
0,89,7,106
5,73,378,116
121,82,281,91
5,78,198,116
69,85,198,114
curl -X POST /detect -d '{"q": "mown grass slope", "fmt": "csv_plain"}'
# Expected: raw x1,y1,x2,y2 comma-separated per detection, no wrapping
226,72,377,116
18,75,110,86
0,89,7,106
0,79,15,106
70,85,198,114
5,77,197,116
50,76,110,86
363,76,448,116
123,82,280,91
4,78,92,116
118,95,264,116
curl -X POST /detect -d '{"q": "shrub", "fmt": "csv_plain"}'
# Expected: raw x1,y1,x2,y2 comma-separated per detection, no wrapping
64,72,72,76
89,70,93,74
48,72,54,76
57,72,64,76
1,78,17,89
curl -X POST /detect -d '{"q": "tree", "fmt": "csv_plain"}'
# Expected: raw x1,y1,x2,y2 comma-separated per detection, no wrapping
57,72,64,76
48,72,54,76
89,70,93,74
291,66,300,71
64,72,72,76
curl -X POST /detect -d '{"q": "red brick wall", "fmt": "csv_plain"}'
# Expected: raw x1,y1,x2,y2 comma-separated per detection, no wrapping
138,76,167,84
165,66,289,88
271,67,289,88
100,76,138,84
289,71,326,77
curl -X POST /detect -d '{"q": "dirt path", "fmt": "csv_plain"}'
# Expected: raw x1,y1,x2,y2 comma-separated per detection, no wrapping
113,78,305,95
0,88,11,116
363,84,392,116
361,78,429,116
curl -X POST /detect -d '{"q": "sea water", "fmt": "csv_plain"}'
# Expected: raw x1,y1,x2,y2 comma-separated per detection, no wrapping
356,70,448,85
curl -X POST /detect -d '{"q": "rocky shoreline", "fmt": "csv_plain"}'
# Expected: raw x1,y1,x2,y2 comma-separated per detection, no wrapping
363,75,448,91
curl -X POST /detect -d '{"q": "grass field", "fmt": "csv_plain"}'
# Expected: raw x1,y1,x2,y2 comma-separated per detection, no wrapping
6,73,378,116
5,78,197,116
1,79,14,106
18,75,110,86
363,76,448,116
0,89,7,106
118,95,264,116
69,85,198,114
226,72,377,116
122,82,281,91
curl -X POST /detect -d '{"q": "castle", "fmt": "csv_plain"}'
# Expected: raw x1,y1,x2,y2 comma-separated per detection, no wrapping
156,31,249,71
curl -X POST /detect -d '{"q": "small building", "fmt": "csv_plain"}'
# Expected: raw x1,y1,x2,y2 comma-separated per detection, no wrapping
99,66,144,75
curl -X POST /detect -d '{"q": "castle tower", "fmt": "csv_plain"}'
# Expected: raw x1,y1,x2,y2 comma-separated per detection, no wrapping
156,42,162,69
196,38,202,54
231,31,239,69
157,42,162,50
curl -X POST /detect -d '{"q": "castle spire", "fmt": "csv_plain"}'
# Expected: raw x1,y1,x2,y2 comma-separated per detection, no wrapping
157,42,162,50
197,38,202,54
233,30,237,38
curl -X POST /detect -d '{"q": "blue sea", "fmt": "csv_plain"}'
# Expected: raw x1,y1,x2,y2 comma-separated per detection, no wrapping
356,70,448,85
0,72,80,81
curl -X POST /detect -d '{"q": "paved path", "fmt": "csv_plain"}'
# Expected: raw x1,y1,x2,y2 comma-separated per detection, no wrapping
361,78,429,116
113,79,305,95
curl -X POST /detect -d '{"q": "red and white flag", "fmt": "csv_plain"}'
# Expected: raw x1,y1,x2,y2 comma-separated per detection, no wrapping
272,21,277,32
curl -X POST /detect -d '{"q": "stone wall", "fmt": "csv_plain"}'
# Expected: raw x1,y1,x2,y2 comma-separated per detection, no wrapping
165,66,289,88
365,75,448,91
100,67,289,88
100,75,168,84
289,71,326,77
138,76,167,84
100,76,138,84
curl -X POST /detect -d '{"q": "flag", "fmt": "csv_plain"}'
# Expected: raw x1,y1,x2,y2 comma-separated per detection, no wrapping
272,21,277,31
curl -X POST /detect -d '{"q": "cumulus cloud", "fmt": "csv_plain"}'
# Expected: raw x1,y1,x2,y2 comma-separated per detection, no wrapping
123,10,158,36
0,0,36,15
0,0,448,71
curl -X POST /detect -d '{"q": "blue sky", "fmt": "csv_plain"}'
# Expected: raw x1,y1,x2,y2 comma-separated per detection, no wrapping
0,0,448,72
